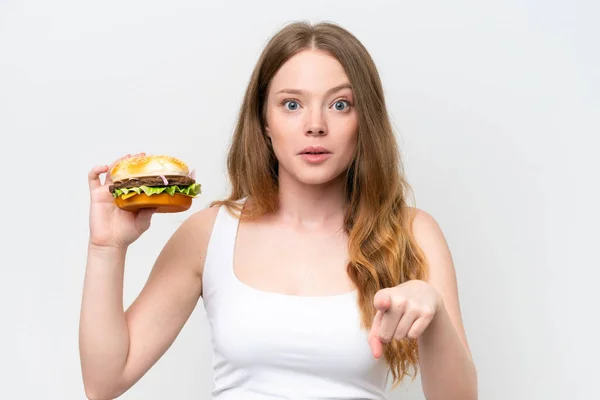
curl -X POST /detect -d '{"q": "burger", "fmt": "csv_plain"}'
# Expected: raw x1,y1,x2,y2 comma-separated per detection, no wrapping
108,154,201,213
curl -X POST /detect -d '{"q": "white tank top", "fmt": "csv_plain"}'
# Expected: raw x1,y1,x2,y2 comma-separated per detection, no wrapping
201,205,391,399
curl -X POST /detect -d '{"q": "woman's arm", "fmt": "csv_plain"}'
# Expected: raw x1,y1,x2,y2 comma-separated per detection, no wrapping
411,208,478,400
79,206,219,399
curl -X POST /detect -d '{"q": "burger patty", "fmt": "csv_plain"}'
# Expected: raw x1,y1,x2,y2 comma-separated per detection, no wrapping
109,175,195,192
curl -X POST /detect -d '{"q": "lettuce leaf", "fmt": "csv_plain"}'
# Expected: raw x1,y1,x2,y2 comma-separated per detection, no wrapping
112,183,201,198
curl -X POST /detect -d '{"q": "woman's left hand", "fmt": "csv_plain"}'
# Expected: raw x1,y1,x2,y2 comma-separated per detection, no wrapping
368,279,443,359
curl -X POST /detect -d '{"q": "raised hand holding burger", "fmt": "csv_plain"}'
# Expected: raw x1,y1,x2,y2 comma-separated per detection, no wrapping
86,153,201,249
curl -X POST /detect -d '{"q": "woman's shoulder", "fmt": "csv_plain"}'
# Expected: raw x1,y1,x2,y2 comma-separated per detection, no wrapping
403,206,446,248
403,206,438,229
178,203,223,245
162,204,222,264
187,202,222,226
150,203,224,283
178,199,245,246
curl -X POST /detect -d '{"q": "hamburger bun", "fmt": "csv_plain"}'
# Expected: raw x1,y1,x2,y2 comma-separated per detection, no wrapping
114,192,193,213
110,155,189,182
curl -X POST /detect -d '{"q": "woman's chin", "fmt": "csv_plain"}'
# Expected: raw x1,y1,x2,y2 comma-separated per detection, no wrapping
287,169,347,187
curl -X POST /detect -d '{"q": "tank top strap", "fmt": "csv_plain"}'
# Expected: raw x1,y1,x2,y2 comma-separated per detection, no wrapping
201,201,243,303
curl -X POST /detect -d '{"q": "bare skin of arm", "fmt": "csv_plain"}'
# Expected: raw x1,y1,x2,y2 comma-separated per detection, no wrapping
79,206,219,399
411,208,478,399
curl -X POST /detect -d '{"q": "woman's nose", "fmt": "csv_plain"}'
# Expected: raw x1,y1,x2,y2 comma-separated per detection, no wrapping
306,125,327,136
305,109,327,136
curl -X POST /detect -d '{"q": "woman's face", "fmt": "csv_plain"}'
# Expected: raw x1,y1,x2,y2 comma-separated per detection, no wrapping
264,49,358,186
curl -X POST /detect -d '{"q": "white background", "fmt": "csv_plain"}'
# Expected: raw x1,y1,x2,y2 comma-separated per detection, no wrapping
1,1,598,399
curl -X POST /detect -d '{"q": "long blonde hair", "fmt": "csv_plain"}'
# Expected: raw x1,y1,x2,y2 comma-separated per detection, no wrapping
211,21,428,386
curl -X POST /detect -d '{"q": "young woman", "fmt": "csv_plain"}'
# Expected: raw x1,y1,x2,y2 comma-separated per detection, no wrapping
80,21,477,400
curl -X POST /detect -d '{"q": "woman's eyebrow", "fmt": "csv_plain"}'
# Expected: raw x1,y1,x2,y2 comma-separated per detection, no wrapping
275,83,353,96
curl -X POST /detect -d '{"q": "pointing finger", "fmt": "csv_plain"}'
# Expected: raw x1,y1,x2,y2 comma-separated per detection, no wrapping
368,309,384,359
373,289,404,343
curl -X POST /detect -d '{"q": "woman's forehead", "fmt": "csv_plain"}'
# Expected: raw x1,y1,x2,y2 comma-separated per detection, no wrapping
269,49,350,95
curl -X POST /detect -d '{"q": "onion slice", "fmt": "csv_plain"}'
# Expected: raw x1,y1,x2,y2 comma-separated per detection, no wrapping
159,175,168,185
188,168,196,180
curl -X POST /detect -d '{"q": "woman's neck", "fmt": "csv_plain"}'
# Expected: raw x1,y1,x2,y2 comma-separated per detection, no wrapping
274,171,347,229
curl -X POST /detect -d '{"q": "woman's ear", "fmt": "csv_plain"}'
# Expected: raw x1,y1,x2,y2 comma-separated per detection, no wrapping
264,127,273,148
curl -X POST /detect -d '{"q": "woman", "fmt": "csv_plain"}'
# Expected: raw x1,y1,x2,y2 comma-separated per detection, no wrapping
80,21,477,399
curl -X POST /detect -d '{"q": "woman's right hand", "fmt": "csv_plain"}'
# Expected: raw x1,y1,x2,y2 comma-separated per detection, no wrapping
87,153,157,250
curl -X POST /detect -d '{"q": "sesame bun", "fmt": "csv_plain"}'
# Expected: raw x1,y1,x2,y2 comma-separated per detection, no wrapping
109,154,189,182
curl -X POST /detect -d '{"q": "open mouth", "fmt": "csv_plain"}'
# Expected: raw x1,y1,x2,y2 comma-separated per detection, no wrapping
299,146,331,155
298,146,332,163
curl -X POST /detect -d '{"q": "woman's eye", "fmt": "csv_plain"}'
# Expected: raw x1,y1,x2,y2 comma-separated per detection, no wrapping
283,100,300,111
333,100,349,111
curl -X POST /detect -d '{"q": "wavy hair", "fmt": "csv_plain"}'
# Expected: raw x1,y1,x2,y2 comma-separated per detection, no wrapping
211,21,428,386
